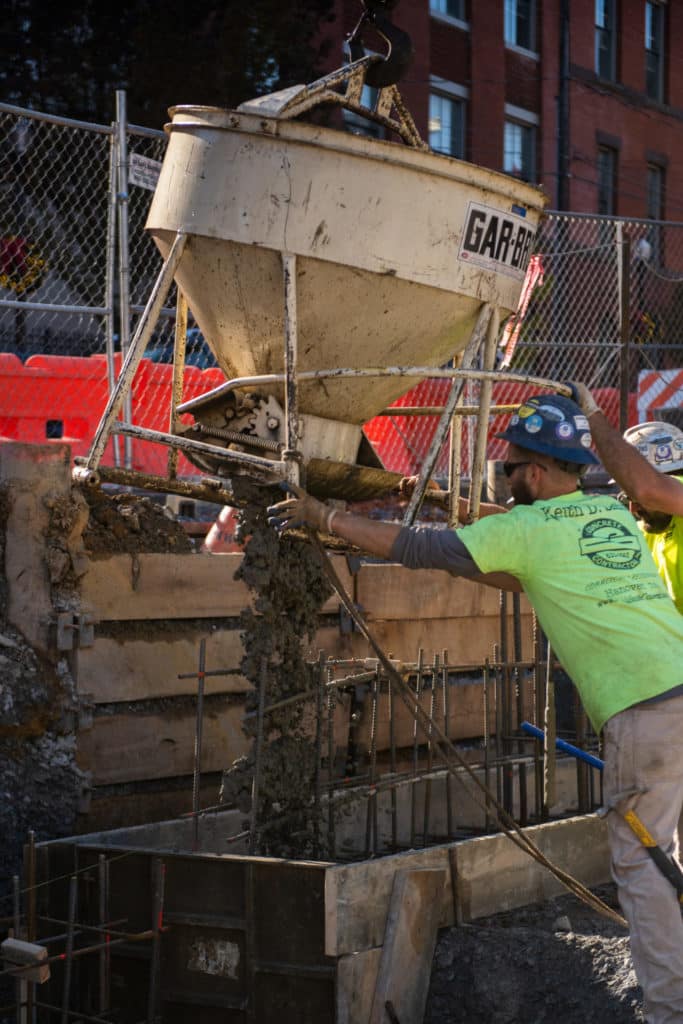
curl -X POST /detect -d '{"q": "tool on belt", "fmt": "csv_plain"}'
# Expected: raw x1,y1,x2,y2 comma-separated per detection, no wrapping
521,721,683,904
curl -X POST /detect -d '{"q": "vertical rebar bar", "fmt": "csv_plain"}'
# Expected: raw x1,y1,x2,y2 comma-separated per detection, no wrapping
483,658,492,832
327,671,337,860
13,875,21,1024
365,667,379,857
98,854,110,1015
26,830,36,1024
410,648,424,848
192,638,206,851
423,653,439,845
313,652,325,860
60,875,77,1024
249,657,268,856
513,592,528,826
499,591,514,814
146,858,165,1024
532,613,545,822
388,674,398,852
441,650,453,840
493,644,503,809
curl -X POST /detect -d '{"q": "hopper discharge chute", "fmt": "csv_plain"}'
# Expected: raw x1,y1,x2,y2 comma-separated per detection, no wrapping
75,1,559,519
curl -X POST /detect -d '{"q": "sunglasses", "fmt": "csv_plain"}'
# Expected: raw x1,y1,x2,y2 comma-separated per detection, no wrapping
502,461,547,478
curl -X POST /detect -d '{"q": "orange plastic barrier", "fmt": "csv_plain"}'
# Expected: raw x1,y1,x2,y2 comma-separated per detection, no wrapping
0,354,637,480
0,353,225,476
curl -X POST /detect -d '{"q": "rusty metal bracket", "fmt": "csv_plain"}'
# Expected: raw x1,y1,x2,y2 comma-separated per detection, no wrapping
55,612,95,651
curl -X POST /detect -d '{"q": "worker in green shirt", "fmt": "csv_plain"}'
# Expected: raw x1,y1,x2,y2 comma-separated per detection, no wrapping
269,392,683,1024
568,382,683,616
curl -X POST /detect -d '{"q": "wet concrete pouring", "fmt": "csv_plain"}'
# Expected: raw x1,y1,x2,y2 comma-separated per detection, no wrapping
0,484,648,1021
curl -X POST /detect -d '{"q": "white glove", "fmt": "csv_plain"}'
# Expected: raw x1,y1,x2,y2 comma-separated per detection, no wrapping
565,380,601,419
267,482,334,535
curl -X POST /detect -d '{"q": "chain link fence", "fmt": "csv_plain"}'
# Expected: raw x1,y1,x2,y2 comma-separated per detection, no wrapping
1,98,682,480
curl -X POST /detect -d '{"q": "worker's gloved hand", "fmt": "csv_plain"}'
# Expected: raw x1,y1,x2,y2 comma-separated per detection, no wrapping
564,380,601,419
267,482,331,535
397,475,442,499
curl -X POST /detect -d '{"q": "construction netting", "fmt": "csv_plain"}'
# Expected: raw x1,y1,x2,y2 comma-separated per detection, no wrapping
1,99,683,480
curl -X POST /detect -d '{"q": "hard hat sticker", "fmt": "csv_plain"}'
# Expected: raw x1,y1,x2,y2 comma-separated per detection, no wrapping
525,415,543,433
556,422,574,439
536,404,565,422
655,444,673,463
580,433,592,448
517,405,534,418
509,414,520,426
574,415,589,430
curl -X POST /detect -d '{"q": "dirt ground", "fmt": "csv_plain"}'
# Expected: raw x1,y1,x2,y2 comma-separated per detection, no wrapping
425,883,644,1024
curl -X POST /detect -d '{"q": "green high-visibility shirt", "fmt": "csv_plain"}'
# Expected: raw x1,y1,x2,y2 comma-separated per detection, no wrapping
641,475,683,616
459,490,683,733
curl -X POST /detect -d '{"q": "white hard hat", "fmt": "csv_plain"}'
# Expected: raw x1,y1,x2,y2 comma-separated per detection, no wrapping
623,420,683,474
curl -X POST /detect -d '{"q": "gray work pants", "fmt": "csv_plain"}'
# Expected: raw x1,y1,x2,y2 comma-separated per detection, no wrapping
603,695,683,1024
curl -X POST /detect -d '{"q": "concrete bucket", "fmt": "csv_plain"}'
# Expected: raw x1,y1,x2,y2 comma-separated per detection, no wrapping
76,32,553,508
145,104,547,491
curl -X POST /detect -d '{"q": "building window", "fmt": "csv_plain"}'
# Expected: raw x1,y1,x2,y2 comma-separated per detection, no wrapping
504,120,535,181
504,0,535,52
430,0,466,20
645,1,665,102
595,0,616,80
429,92,465,158
647,163,665,260
597,146,617,215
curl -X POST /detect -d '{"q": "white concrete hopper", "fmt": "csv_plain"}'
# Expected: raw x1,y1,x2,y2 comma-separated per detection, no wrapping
146,106,547,441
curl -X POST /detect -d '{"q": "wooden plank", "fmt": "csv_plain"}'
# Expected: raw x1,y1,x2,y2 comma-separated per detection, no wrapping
81,551,351,621
324,844,454,957
355,565,532,621
78,632,250,702
369,868,446,1024
450,814,611,922
76,700,250,785
336,948,382,1024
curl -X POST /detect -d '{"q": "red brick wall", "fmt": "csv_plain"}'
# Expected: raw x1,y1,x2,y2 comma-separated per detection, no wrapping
316,0,683,217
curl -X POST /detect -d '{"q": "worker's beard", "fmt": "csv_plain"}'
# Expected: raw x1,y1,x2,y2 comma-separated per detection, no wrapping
510,478,535,506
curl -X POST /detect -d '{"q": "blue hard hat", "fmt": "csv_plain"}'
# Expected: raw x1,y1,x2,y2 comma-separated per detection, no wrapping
495,394,599,465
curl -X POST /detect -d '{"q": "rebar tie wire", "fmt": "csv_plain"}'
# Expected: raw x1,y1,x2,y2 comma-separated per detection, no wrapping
308,530,626,929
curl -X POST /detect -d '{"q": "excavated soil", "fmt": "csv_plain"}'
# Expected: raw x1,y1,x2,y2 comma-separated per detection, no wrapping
425,883,645,1023
81,487,192,555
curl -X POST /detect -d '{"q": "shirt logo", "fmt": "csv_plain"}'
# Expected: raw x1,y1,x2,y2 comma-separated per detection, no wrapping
578,518,642,570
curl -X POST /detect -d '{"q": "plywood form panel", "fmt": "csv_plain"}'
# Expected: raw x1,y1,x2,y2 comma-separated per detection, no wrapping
77,700,249,784
78,632,250,703
81,552,350,621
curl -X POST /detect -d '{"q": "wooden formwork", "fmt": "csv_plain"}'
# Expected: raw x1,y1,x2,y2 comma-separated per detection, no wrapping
31,812,610,1023
0,441,537,832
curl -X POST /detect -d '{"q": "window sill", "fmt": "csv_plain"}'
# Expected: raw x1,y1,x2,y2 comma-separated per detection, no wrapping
504,42,540,62
429,11,470,31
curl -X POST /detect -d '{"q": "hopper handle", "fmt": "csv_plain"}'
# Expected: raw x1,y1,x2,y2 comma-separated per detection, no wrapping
347,0,414,88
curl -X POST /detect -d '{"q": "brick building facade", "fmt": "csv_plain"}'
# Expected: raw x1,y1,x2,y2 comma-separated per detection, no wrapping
319,0,683,219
